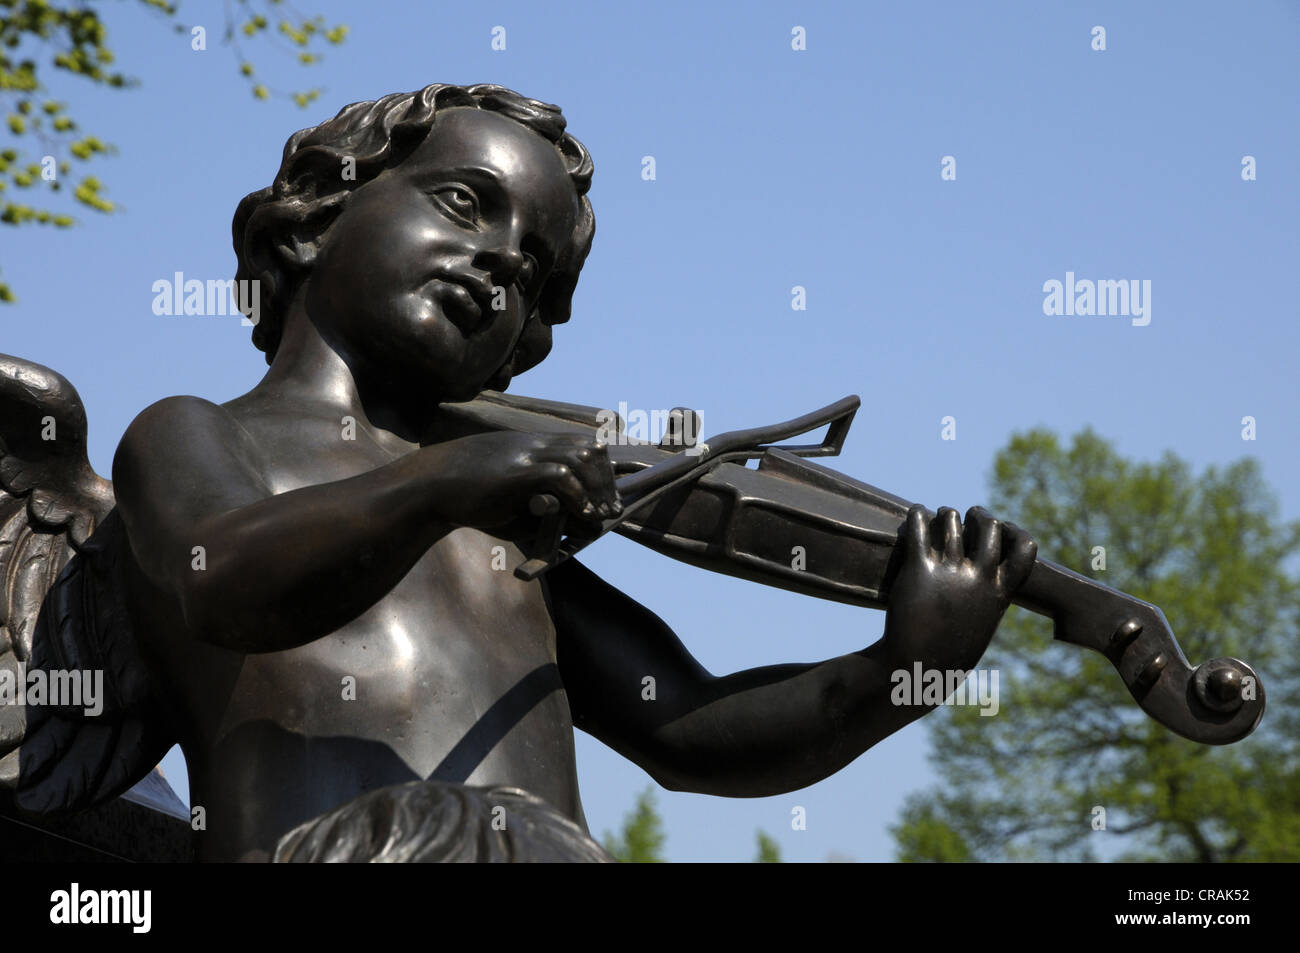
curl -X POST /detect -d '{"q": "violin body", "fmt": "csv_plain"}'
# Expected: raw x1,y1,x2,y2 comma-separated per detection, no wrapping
441,389,1266,746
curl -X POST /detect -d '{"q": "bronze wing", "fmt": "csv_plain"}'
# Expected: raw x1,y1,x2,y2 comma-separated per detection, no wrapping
0,354,173,816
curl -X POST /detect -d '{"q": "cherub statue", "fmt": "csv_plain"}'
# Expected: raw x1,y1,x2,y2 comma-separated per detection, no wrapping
0,83,1038,862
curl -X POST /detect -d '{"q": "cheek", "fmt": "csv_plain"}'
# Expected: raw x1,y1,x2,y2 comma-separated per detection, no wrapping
312,223,426,315
487,289,529,342
482,323,518,363
323,194,451,279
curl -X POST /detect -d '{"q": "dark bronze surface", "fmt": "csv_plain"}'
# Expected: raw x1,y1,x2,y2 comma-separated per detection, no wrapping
0,82,1265,863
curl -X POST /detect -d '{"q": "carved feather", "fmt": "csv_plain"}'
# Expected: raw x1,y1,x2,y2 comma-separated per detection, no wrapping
0,354,172,816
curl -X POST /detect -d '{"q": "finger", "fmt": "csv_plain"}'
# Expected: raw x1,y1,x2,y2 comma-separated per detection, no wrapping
932,506,963,561
541,437,620,517
570,440,621,517
999,522,1038,592
964,506,1001,572
901,505,930,564
532,461,593,519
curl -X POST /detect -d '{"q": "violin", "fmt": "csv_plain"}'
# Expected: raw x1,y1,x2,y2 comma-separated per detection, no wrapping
441,390,1266,747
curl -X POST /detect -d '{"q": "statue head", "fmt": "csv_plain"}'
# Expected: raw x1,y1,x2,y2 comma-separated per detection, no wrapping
232,83,595,399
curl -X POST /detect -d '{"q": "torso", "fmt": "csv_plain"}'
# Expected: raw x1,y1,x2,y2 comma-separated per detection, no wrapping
124,400,586,862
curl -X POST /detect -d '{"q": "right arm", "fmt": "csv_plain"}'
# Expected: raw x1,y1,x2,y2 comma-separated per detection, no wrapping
111,397,618,653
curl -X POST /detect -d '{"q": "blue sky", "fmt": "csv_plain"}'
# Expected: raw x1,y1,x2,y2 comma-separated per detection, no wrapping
3,0,1297,861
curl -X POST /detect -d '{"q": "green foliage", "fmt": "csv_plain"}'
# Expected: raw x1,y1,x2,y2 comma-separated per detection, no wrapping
0,0,348,300
601,802,789,862
754,829,782,862
893,797,973,863
603,787,667,862
890,428,1300,862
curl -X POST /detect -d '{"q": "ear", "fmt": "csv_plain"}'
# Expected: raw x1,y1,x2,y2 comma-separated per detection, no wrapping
274,234,320,268
272,191,349,269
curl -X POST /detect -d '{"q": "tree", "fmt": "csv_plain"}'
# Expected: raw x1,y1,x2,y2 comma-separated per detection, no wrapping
754,830,782,863
0,0,348,300
603,787,667,863
890,428,1300,862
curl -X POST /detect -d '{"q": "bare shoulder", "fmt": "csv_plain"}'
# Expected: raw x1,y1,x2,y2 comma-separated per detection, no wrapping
119,394,253,451
112,395,273,520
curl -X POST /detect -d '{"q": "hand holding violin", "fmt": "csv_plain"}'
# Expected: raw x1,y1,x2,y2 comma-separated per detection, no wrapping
882,505,1037,676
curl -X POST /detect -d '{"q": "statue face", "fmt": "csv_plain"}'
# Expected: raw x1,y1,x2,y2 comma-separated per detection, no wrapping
304,107,581,405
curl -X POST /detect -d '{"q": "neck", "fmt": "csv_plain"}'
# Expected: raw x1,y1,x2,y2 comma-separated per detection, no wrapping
249,298,438,446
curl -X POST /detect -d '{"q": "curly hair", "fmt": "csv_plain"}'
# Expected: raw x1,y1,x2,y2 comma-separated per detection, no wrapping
231,83,595,383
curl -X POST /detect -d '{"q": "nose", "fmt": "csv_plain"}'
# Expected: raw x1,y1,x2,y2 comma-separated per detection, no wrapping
472,246,525,287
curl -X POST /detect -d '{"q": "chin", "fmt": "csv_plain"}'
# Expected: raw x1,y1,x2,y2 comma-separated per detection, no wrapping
440,382,488,404
425,364,496,404
483,365,514,393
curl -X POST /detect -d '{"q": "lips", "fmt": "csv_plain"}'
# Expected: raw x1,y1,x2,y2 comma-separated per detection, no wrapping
426,273,494,334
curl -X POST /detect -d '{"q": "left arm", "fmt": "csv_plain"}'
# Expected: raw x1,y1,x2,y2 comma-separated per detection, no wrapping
547,505,1035,796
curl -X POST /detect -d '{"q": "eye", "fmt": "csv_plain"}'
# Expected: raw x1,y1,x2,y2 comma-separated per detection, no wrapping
428,184,480,227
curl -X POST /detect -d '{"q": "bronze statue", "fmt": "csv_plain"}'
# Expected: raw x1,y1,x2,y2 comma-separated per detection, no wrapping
0,83,1264,862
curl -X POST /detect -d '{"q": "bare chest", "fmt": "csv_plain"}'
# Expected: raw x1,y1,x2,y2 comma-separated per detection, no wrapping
179,422,570,778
